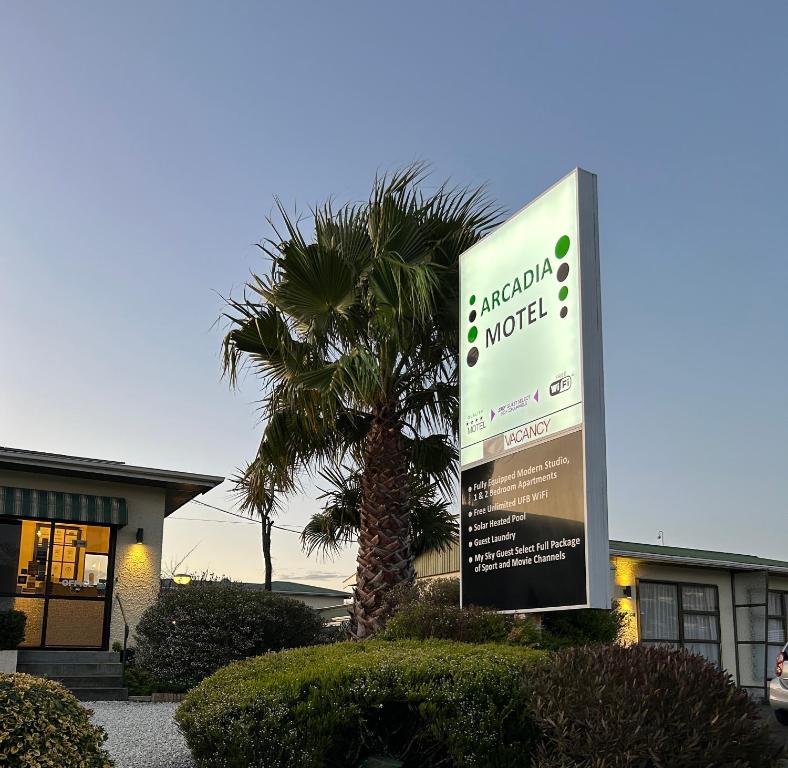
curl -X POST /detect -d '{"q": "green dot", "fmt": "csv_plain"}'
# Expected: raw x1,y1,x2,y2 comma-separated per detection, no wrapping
555,235,570,259
468,326,478,343
469,295,476,305
559,286,568,301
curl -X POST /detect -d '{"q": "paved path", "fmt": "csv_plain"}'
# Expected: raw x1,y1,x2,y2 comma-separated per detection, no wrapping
760,705,788,764
88,701,194,768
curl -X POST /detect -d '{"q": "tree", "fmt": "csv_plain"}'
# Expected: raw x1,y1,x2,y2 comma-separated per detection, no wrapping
301,464,458,559
233,459,279,591
223,165,500,637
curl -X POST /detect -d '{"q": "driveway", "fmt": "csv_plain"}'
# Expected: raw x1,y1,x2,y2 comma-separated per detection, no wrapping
88,701,193,768
761,705,788,763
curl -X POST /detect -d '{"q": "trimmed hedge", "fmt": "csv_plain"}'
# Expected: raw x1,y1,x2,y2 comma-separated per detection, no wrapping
0,673,112,768
528,644,782,767
383,578,625,649
0,610,26,650
134,580,324,688
177,641,783,768
176,640,544,768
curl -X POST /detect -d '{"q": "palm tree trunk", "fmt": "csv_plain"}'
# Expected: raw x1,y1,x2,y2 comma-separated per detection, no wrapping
352,403,413,638
262,516,273,591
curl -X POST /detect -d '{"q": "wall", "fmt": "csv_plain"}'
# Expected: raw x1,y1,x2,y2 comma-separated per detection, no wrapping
0,469,165,649
612,558,737,677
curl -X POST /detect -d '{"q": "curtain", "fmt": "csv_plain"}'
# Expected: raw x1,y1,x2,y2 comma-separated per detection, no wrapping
640,582,678,640
682,585,717,612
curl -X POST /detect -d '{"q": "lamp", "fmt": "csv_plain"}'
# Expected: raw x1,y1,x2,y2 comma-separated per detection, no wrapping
173,573,192,585
135,528,144,544
621,585,632,598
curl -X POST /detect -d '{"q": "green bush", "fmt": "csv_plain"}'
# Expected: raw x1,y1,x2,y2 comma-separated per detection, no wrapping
134,581,324,688
0,673,112,768
528,644,783,767
176,640,544,768
0,610,26,650
123,666,186,696
383,578,626,649
384,602,517,644
540,605,625,649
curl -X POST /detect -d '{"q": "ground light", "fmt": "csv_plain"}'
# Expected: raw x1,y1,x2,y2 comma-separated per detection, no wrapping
172,574,192,585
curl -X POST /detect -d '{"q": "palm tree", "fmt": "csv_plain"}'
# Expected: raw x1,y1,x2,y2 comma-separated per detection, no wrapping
233,459,279,591
301,465,458,559
223,165,500,637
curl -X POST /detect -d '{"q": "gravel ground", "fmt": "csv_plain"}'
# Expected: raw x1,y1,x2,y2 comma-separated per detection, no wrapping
88,701,194,768
761,704,788,762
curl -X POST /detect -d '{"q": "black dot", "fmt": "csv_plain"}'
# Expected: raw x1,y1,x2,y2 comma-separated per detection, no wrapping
469,309,477,322
560,306,568,319
557,263,570,282
467,347,479,367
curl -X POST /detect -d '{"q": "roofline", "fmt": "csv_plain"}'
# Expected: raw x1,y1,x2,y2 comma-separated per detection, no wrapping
0,448,223,487
275,590,351,597
0,448,224,516
609,544,788,576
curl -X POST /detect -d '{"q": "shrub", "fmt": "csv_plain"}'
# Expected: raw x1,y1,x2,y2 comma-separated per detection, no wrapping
528,644,783,768
384,602,517,644
383,578,626,650
176,640,544,768
539,605,626,649
134,581,324,688
0,610,26,650
0,673,112,768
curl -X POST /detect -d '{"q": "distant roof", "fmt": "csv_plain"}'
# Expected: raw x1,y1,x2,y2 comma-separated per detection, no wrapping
610,540,788,575
0,446,224,516
160,577,350,598
267,580,350,598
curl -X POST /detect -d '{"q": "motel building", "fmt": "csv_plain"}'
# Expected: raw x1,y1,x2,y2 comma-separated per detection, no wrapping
416,539,788,700
0,446,222,699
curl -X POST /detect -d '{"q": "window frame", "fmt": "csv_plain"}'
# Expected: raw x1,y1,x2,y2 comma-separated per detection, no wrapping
637,579,722,663
768,590,788,646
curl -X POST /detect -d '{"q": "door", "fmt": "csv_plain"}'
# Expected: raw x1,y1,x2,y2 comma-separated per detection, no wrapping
0,518,114,648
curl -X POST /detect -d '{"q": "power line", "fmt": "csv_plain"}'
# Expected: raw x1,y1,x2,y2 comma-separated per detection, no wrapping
176,498,304,535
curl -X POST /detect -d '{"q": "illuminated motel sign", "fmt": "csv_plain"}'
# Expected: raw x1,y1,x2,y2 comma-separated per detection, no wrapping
459,169,609,612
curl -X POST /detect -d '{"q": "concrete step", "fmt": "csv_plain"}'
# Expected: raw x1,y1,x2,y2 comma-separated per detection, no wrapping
17,650,120,664
71,687,128,702
17,662,124,677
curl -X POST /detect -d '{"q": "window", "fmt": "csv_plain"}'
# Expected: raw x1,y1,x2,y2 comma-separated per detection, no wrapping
638,581,721,666
768,591,787,680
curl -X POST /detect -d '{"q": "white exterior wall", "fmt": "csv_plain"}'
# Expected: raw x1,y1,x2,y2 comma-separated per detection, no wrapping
0,469,165,649
616,560,737,677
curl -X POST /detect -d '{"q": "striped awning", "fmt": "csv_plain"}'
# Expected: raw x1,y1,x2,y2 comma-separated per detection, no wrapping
0,486,127,526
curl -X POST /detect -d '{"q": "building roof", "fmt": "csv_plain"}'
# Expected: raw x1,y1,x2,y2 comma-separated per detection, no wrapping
160,577,351,598
261,580,350,598
412,538,788,580
0,446,224,516
610,540,788,575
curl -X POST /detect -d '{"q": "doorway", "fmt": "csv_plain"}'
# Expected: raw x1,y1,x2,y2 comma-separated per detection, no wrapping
0,518,115,648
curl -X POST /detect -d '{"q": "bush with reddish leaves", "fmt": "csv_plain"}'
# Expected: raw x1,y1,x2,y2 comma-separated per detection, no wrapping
528,643,782,768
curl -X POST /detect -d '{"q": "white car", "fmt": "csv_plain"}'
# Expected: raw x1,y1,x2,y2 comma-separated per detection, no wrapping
770,643,788,726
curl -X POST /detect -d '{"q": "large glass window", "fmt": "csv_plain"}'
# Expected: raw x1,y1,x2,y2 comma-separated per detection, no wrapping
768,591,787,681
639,580,721,666
0,518,113,648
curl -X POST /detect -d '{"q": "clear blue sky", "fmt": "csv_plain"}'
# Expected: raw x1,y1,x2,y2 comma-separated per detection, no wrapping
1,2,786,586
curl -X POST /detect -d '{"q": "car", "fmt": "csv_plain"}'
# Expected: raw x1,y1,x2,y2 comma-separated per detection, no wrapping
769,643,788,725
